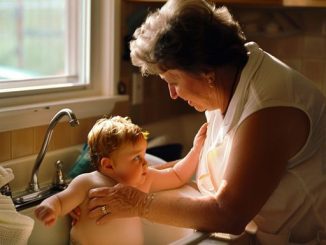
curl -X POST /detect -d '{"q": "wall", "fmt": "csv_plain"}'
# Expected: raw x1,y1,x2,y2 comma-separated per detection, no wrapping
232,7,326,92
0,102,129,163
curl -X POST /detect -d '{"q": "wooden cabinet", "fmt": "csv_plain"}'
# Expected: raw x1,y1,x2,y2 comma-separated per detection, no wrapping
126,0,326,7
283,0,326,7
126,0,281,4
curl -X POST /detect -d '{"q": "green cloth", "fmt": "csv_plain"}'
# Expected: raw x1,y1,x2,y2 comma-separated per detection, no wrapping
68,143,92,178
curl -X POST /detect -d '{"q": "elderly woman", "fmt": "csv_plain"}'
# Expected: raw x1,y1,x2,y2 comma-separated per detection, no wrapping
87,0,326,244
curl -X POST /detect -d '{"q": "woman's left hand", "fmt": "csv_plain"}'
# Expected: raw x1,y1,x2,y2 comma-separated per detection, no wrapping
87,183,148,224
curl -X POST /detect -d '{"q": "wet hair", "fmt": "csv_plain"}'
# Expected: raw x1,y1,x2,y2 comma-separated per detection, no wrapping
88,116,149,169
130,0,248,76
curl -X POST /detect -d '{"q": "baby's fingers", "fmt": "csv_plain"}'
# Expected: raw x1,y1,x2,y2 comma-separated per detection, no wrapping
34,206,46,219
44,215,56,227
69,207,81,220
198,123,208,135
34,207,55,226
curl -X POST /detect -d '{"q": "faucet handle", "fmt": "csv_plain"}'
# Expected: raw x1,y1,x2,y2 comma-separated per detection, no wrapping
52,160,67,191
0,183,12,197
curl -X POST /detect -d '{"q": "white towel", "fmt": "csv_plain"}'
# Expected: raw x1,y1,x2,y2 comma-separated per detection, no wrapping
0,166,34,245
0,166,14,188
0,207,35,245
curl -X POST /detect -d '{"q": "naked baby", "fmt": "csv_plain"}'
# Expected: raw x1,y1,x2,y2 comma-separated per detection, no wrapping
34,116,206,245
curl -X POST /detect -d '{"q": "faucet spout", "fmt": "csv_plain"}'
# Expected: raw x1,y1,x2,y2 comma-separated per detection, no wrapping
28,108,79,192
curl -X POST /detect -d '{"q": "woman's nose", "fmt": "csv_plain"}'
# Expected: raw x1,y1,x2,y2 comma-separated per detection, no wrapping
168,84,178,99
142,160,148,171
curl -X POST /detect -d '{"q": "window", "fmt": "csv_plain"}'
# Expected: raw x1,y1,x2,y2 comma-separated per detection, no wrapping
0,0,90,96
0,0,126,132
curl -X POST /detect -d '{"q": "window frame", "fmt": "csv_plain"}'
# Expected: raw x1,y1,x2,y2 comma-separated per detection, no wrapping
0,0,90,95
0,0,127,132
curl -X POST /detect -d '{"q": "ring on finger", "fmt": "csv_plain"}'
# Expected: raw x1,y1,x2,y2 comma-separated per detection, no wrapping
101,205,110,215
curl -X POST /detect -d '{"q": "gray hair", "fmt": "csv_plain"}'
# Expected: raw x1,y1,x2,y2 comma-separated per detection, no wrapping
130,0,247,76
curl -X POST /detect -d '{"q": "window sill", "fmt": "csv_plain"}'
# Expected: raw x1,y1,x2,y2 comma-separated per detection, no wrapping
0,95,128,132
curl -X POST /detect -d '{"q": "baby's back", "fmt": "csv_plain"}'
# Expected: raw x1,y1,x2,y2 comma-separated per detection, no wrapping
70,215,143,245
70,171,144,245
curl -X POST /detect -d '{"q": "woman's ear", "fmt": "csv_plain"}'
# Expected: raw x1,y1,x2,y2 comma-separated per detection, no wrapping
203,71,216,87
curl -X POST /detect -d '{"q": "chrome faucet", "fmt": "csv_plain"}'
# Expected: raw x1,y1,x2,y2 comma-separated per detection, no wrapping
28,108,79,192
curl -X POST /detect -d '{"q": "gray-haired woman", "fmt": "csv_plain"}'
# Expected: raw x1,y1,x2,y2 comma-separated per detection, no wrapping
87,0,326,244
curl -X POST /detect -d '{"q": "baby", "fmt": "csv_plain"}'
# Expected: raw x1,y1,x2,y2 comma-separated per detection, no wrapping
34,116,206,245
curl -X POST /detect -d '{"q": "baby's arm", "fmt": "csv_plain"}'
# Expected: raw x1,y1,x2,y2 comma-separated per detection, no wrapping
149,123,207,192
34,193,62,227
34,173,92,227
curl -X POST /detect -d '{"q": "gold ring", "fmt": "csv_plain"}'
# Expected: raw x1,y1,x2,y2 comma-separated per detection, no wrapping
101,205,109,215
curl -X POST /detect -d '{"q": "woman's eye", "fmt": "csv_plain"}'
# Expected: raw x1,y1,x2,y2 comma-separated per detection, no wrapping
134,155,141,161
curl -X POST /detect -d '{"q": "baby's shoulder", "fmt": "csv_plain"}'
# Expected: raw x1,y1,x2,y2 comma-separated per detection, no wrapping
89,171,116,187
70,171,102,184
70,171,116,189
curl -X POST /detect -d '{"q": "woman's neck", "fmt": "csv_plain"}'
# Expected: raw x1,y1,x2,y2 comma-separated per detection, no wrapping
221,66,241,117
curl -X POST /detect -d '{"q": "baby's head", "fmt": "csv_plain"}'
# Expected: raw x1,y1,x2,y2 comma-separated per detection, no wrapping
88,116,149,185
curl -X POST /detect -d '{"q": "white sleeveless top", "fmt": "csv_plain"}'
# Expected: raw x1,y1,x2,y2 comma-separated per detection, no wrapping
196,42,326,244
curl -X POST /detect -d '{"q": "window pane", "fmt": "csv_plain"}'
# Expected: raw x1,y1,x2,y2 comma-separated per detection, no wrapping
0,0,68,81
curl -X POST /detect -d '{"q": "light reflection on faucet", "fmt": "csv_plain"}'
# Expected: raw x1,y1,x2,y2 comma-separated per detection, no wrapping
28,108,79,192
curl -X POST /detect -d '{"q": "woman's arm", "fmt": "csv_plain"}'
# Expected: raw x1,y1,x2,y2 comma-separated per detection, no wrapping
87,107,309,234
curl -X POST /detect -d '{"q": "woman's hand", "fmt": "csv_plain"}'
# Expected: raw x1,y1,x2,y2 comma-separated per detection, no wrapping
87,183,148,224
192,123,208,152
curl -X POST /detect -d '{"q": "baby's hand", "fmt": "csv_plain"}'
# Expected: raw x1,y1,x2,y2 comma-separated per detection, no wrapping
34,205,57,227
193,123,208,152
69,206,81,226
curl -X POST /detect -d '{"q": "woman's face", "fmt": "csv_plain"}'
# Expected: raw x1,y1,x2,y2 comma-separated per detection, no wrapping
159,69,218,112
109,137,148,186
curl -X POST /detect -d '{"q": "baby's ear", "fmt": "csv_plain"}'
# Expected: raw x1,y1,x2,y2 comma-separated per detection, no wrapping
100,157,113,170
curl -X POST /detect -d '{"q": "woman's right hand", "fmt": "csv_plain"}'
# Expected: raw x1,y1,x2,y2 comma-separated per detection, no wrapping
87,183,148,224
69,206,81,226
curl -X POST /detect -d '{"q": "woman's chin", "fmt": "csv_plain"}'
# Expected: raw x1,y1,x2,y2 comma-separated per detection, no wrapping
193,106,205,112
188,101,206,112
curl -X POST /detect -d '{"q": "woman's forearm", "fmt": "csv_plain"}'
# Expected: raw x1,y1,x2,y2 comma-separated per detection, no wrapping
140,191,244,234
87,180,245,234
